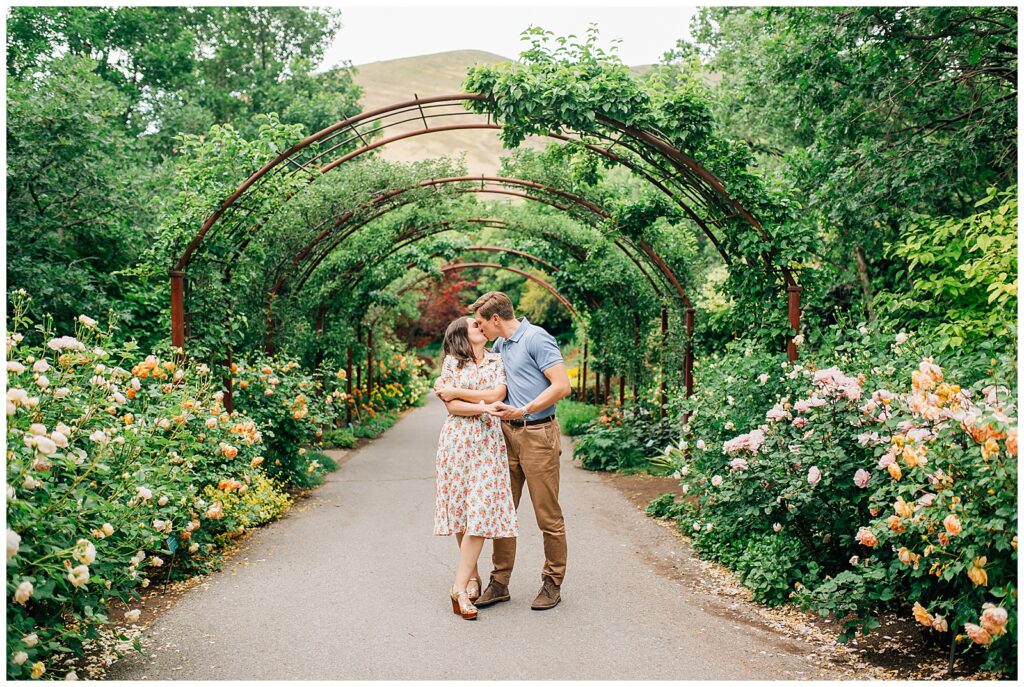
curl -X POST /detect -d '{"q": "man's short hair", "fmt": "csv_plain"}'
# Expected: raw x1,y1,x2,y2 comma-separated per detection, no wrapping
468,291,516,321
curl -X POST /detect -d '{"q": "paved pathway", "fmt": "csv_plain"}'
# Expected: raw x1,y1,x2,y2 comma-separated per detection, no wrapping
108,396,827,680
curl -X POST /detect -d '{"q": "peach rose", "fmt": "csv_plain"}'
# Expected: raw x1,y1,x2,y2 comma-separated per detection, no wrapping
855,527,878,547
943,514,961,536
964,623,993,645
980,604,1008,635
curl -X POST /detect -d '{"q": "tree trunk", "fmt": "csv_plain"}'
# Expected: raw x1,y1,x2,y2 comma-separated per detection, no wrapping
854,245,876,322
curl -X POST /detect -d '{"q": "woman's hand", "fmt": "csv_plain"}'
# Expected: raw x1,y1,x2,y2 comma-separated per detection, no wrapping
436,387,461,402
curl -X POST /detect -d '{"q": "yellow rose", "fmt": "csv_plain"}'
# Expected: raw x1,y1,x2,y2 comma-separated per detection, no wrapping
912,601,934,628
967,557,988,587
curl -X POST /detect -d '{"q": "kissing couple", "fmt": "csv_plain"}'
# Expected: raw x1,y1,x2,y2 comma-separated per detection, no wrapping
432,291,572,620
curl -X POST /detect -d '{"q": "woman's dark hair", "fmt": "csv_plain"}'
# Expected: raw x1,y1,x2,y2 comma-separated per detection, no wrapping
443,316,475,369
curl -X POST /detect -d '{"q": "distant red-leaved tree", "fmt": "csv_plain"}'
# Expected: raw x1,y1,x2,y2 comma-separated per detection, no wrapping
395,274,479,348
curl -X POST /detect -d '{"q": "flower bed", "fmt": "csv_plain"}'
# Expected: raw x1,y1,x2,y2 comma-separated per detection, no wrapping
5,294,431,679
655,332,1017,675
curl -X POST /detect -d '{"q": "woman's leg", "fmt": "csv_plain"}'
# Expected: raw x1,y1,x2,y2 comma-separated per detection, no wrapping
454,534,485,590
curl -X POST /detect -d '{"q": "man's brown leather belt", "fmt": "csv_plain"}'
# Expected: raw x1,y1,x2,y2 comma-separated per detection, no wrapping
502,415,555,428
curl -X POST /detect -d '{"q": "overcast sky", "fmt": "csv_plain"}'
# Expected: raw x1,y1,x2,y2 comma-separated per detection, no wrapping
319,4,699,68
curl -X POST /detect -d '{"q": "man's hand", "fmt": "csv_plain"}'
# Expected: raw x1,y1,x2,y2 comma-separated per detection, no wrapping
435,387,460,402
488,402,527,420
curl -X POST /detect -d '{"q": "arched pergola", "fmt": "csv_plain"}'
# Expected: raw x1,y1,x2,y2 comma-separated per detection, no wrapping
170,93,802,360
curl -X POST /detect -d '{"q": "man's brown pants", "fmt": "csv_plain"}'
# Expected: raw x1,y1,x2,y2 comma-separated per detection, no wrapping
490,418,567,587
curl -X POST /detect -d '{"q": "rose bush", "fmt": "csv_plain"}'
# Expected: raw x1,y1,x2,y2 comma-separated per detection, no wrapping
653,324,1016,674
228,356,333,488
5,292,292,679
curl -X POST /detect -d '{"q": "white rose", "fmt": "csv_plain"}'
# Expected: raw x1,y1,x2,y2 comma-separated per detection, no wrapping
124,609,141,623
78,314,97,328
7,529,21,560
101,523,114,536
7,361,26,374
711,475,723,487
74,539,96,565
29,423,47,436
50,431,68,448
157,496,169,507
13,651,28,665
89,430,108,443
67,564,90,588
696,439,706,450
32,360,49,373
22,632,38,647
14,580,34,604
33,436,57,456
895,332,909,344
136,486,153,501
54,387,71,398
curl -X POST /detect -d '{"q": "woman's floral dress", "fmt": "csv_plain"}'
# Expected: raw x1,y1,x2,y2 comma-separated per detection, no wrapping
434,352,519,538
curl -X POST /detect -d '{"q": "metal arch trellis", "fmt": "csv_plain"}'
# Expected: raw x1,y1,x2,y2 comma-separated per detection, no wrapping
289,224,693,404
268,176,688,309
170,93,802,360
260,174,696,400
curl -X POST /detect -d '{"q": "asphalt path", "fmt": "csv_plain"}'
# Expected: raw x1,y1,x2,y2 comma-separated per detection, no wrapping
107,395,827,680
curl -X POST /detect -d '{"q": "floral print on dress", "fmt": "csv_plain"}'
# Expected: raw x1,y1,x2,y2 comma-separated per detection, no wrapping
434,352,519,538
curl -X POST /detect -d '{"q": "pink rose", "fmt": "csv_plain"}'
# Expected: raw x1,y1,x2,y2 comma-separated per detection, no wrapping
853,469,871,488
807,466,821,486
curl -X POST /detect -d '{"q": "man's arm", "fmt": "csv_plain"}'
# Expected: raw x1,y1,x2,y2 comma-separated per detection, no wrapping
490,363,571,420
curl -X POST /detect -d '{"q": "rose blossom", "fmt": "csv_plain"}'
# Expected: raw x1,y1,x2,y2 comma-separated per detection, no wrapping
964,623,993,645
853,469,871,488
980,604,1008,635
729,457,748,472
943,514,962,536
807,466,821,486
14,580,33,604
125,609,141,623
65,563,88,589
710,475,723,487
7,529,21,560
855,527,878,547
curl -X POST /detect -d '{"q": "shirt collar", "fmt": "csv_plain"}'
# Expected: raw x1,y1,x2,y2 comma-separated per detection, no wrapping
506,317,530,343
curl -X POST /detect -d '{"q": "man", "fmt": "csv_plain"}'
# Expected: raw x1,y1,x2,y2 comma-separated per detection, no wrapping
468,291,572,610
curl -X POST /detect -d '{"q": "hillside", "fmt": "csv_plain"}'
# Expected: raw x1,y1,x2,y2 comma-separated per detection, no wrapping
349,50,657,175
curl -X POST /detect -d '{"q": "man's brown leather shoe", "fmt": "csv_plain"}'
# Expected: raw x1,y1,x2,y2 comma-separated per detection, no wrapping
531,577,561,610
473,579,510,608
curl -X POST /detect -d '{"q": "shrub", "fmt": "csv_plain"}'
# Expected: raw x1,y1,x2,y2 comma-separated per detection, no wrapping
574,405,677,473
556,399,600,436
5,293,277,679
656,325,1016,674
229,356,330,487
321,428,357,449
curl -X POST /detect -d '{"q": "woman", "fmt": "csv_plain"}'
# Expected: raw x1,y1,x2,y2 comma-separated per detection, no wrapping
433,316,519,620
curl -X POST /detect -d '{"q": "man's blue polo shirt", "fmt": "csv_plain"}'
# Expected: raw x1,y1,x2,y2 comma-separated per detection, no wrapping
491,317,563,421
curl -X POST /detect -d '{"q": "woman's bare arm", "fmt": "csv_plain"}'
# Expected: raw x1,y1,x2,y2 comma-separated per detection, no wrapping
442,399,487,416
437,384,506,404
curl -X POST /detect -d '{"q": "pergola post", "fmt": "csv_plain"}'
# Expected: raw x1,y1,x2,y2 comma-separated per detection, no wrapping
684,306,695,397
264,292,276,355
170,270,186,351
660,307,668,419
581,341,588,403
366,328,374,399
346,346,354,425
787,284,802,362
